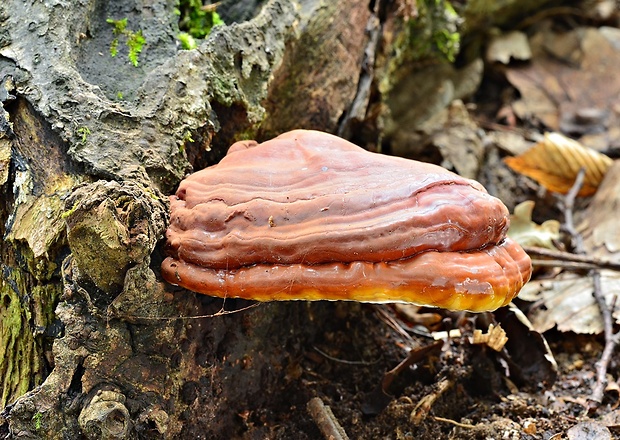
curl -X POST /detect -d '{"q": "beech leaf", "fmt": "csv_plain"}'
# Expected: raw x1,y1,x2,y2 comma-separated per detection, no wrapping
504,132,613,196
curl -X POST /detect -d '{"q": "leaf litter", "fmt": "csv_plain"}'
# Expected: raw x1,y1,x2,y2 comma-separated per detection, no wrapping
348,18,620,439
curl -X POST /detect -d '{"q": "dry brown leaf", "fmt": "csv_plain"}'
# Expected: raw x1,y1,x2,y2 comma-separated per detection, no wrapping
504,132,613,196
494,304,557,386
519,274,620,334
471,324,508,352
506,27,620,150
600,408,620,427
567,421,612,440
580,161,620,255
519,161,620,334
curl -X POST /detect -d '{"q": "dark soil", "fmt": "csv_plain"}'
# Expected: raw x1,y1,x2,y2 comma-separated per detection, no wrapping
209,301,616,439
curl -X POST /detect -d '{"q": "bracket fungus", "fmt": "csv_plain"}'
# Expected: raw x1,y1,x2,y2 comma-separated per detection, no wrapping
162,130,531,312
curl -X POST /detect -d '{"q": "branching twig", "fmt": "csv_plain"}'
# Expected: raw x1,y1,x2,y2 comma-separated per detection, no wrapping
530,259,620,271
557,169,620,411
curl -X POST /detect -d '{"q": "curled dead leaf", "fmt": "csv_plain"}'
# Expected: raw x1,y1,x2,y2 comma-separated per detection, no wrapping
508,201,560,249
504,132,613,196
471,323,508,352
604,381,620,410
495,304,558,387
520,159,620,335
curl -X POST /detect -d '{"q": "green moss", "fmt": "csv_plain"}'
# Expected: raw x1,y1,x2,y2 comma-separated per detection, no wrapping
0,265,61,408
404,0,461,63
178,32,197,50
61,200,80,220
1,272,36,407
107,17,126,59
1,192,66,406
32,411,43,430
76,126,90,144
143,187,161,202
107,18,146,67
432,1,460,62
127,30,146,67
177,0,224,40
182,130,195,143
109,37,119,57
379,0,462,95
108,17,127,34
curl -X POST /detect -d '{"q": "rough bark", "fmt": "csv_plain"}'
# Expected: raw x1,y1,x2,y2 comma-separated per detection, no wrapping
0,0,370,438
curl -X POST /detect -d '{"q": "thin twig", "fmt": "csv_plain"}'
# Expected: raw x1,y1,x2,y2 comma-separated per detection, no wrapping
525,246,620,271
307,397,349,440
312,346,380,366
433,416,477,429
559,168,586,253
381,341,444,394
557,169,620,412
588,273,620,411
373,305,419,345
530,259,620,272
108,301,261,322
410,378,454,424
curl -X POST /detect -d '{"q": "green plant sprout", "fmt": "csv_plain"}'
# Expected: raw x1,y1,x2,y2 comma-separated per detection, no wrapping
61,200,80,219
107,18,146,67
182,130,195,143
32,412,42,430
178,32,197,50
76,126,91,144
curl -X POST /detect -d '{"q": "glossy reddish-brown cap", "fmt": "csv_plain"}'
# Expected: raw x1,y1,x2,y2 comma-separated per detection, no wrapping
162,130,532,311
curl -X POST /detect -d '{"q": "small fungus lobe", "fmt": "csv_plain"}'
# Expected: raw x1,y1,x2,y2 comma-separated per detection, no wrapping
162,130,532,311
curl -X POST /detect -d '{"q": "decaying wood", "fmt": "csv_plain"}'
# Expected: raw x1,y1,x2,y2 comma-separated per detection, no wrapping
307,397,350,440
0,0,375,437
